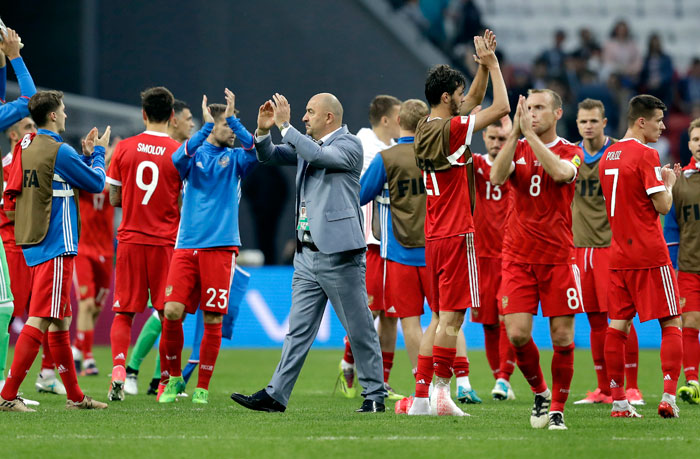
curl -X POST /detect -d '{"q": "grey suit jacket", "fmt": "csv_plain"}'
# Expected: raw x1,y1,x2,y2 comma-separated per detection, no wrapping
255,125,366,254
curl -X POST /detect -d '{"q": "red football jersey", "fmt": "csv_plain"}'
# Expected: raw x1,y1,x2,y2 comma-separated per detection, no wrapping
423,115,476,240
78,186,114,257
502,137,582,264
473,153,511,258
0,152,16,246
106,131,182,245
599,138,670,269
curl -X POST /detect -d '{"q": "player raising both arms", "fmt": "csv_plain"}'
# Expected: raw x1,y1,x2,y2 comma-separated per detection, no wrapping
1,90,108,411
664,117,700,405
572,99,643,405
599,95,683,419
409,29,509,416
159,89,257,404
490,90,584,430
106,87,182,401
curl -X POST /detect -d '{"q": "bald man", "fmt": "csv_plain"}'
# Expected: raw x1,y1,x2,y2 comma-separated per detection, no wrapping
230,92,386,413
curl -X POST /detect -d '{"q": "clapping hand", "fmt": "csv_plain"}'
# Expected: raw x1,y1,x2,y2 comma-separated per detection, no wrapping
473,29,497,67
202,95,215,124
517,96,533,136
272,93,291,130
96,126,111,149
82,128,98,156
0,27,22,59
224,88,236,118
257,101,275,135
661,163,679,189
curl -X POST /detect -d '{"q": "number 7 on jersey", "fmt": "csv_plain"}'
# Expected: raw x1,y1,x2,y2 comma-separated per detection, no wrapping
604,168,619,216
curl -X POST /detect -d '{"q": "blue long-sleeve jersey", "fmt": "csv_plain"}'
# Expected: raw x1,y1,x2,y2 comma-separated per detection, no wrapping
0,57,36,131
22,129,106,266
664,202,679,269
173,116,257,249
360,137,425,266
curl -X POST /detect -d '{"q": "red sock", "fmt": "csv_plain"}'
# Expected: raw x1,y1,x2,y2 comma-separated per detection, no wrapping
1,325,43,400
74,331,85,355
82,330,95,360
483,325,500,378
158,335,169,384
48,330,84,402
453,356,469,377
551,343,575,412
497,322,515,380
605,327,627,401
625,323,639,389
414,354,433,397
513,338,547,393
110,313,133,368
343,335,354,365
683,327,700,382
197,322,222,390
381,351,394,383
661,326,682,395
41,332,54,370
162,318,184,377
588,312,610,395
432,345,455,379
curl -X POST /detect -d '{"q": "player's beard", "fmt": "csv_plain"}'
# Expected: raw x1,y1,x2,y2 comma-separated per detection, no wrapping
449,97,460,116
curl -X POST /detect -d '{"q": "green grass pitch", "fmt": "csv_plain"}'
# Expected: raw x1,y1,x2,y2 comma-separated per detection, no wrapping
2,347,698,458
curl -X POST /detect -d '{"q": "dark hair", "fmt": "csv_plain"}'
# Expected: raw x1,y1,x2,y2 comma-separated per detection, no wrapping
368,95,401,127
577,98,606,117
173,99,190,115
28,90,64,127
424,64,466,107
208,104,227,121
627,94,666,127
140,86,174,123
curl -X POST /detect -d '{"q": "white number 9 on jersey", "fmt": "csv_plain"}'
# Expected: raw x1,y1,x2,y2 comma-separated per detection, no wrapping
136,160,159,205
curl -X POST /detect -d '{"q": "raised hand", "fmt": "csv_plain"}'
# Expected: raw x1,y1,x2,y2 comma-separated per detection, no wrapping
272,93,291,129
81,127,98,156
672,162,682,177
202,95,215,124
96,126,111,149
0,28,22,59
661,164,677,188
473,29,498,67
224,88,236,118
257,100,275,134
510,95,523,138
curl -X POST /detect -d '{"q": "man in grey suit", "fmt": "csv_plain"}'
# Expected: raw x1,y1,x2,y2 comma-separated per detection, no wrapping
230,92,387,412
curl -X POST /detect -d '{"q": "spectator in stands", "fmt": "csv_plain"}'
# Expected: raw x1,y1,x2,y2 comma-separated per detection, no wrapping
531,58,549,90
574,28,600,61
537,29,568,78
601,20,642,87
451,0,484,48
680,58,700,111
638,34,674,107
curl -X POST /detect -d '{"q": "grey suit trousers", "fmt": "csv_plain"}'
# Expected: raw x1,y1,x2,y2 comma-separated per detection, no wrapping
266,247,386,405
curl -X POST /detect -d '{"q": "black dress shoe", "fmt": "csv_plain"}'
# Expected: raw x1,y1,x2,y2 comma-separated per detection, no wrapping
230,389,286,413
356,399,385,413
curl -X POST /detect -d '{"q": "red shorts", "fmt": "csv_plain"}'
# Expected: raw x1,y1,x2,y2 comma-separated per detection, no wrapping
384,260,430,318
73,251,113,307
164,248,237,315
501,261,584,317
26,256,74,319
113,242,173,313
472,256,501,325
366,244,385,312
677,270,699,315
426,233,479,312
6,246,30,317
575,247,610,313
608,264,680,322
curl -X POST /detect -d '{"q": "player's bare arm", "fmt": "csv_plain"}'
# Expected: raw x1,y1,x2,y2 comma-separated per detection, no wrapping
650,163,678,215
459,30,496,115
519,97,575,183
109,185,121,207
469,32,510,134
490,97,520,185
256,100,275,137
